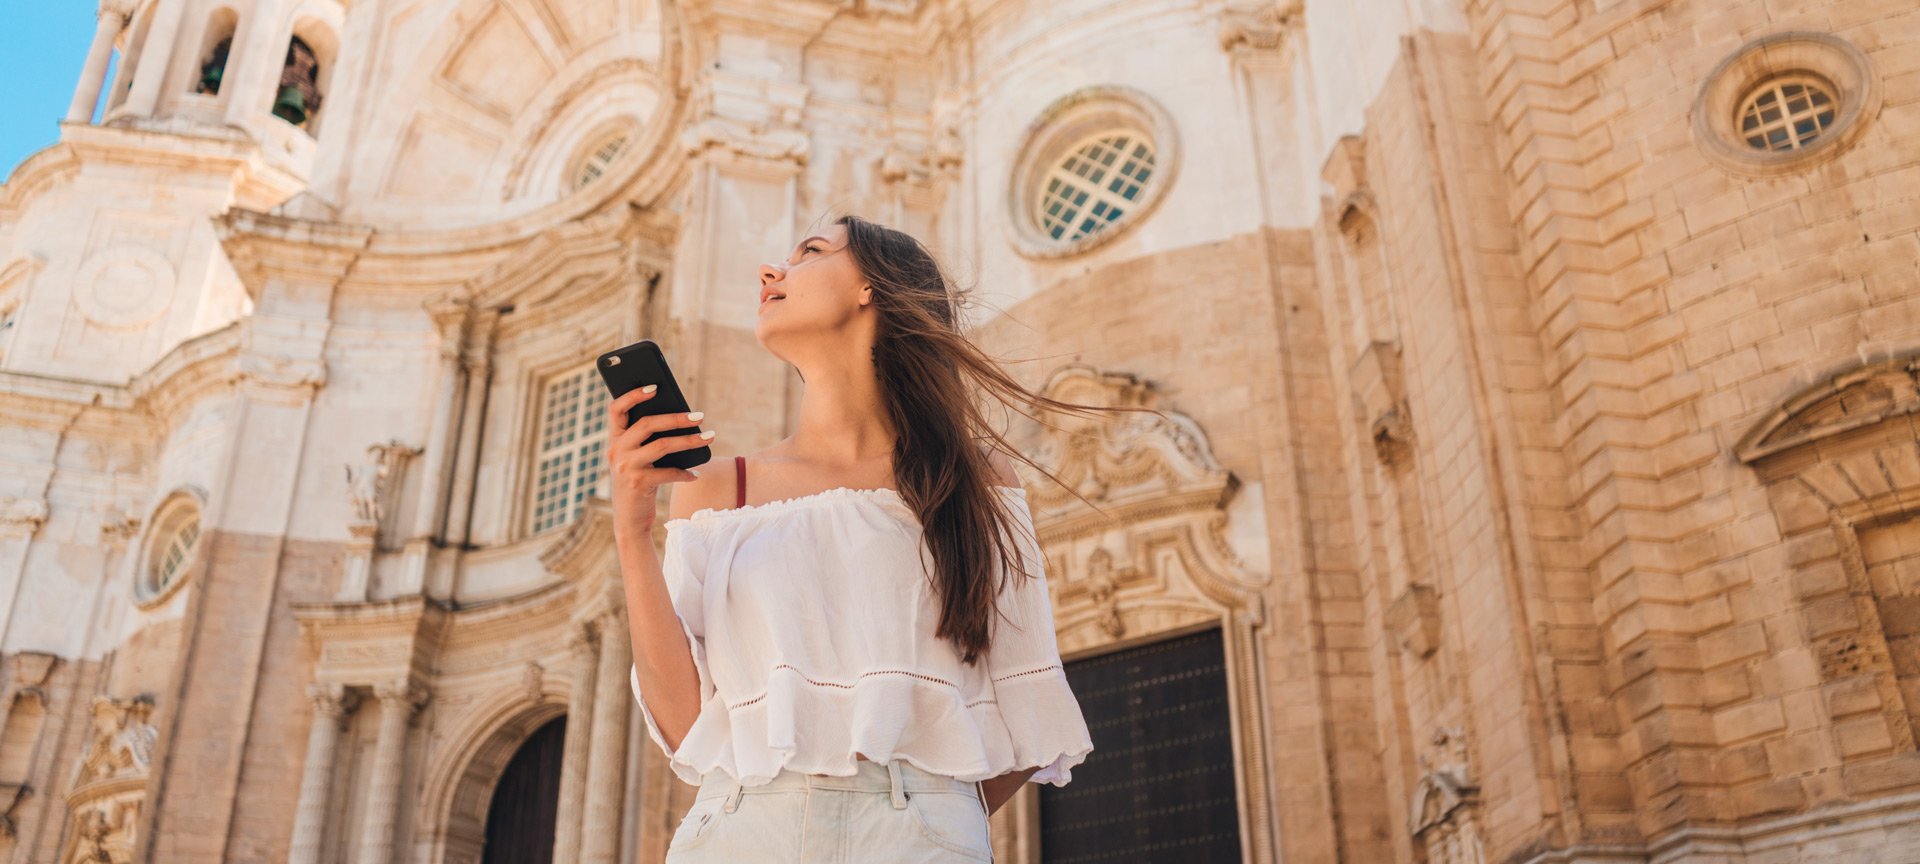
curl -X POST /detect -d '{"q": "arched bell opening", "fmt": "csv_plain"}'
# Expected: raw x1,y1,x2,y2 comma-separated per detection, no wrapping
271,21,337,135
193,8,240,97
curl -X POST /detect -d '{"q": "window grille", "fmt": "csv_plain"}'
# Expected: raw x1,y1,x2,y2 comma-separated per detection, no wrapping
156,516,200,594
1035,133,1157,243
574,134,631,190
529,364,610,534
1740,77,1837,152
1040,627,1241,863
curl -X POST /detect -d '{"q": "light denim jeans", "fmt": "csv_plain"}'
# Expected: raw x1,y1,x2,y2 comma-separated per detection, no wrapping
664,757,996,863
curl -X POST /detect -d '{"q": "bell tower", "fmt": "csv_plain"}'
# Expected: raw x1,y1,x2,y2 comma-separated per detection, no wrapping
61,0,349,181
0,0,360,381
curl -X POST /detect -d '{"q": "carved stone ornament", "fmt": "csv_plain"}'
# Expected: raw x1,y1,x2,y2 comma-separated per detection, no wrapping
1736,353,1920,463
235,351,327,393
879,147,930,186
346,440,421,527
524,662,546,705
97,506,141,544
0,497,47,537
1385,583,1441,658
933,125,965,176
680,116,810,166
1218,1,1300,52
73,247,176,331
1022,364,1279,864
63,697,158,864
1409,726,1483,864
1371,402,1414,466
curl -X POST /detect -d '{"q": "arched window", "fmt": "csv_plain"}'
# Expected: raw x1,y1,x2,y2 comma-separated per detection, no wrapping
136,493,203,607
573,132,631,191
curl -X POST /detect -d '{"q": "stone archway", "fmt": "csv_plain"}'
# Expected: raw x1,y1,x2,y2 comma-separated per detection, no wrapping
420,696,568,864
481,716,567,864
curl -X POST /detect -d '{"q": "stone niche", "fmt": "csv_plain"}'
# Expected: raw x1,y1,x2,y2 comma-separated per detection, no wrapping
1016,363,1279,864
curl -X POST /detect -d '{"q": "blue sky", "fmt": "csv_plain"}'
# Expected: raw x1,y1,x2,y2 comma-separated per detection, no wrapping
0,4,110,182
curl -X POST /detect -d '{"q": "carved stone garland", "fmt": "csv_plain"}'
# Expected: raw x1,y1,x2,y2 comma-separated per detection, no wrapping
63,697,157,864
1021,364,1278,864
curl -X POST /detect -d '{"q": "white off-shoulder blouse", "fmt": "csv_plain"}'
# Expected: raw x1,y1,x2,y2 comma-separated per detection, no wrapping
627,484,1094,788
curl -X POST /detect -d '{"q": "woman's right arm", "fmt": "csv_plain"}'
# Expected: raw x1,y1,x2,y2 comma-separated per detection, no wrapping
604,384,716,755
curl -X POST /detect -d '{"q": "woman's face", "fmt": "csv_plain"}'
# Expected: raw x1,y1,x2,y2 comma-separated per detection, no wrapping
754,223,872,357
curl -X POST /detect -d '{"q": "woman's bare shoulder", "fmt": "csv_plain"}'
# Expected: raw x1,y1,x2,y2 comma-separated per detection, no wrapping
979,444,1022,488
666,454,739,521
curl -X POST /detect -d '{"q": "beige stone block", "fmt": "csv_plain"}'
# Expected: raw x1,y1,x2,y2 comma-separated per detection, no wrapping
1791,561,1850,601
1700,622,1769,669
1713,741,1772,785
1842,752,1920,795
1834,716,1896,758
1802,595,1863,640
1823,676,1885,718
1703,666,1754,709
1732,779,1806,820
1715,698,1789,744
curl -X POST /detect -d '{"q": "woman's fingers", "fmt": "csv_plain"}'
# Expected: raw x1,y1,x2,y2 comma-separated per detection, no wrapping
607,385,657,434
615,410,707,450
634,429,717,467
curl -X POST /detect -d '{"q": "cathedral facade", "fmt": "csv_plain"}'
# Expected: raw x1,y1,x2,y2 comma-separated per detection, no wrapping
0,0,1917,862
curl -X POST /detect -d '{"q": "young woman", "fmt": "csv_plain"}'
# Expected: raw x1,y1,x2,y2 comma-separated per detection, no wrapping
607,215,1158,862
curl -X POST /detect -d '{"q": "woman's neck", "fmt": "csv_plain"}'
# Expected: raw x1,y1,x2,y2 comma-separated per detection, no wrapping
789,360,896,467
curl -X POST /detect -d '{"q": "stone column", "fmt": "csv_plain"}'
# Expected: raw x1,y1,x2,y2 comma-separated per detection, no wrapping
289,684,358,864
222,0,284,125
66,3,129,122
123,0,188,117
356,681,426,864
551,625,600,864
578,613,631,864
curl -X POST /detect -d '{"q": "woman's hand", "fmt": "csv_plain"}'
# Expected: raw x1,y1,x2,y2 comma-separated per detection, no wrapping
606,385,714,541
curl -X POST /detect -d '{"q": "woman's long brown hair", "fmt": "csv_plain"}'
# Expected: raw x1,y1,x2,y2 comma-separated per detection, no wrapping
835,214,1167,665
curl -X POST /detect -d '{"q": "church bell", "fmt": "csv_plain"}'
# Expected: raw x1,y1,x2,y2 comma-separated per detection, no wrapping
272,85,307,125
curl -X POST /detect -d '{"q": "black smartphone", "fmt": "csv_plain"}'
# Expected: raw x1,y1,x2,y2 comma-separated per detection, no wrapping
595,340,712,471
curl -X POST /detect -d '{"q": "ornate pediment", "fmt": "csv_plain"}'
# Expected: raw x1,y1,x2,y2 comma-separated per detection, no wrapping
1019,364,1282,864
1736,354,1920,463
1021,365,1266,654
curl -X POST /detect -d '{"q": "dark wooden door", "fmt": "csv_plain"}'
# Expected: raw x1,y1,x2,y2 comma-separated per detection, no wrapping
1040,626,1241,863
481,716,567,864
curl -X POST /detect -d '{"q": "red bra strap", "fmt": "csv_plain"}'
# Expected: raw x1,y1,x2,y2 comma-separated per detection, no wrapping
735,455,747,509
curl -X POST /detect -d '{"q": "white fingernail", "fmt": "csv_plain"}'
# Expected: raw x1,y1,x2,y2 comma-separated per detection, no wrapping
699,430,716,439
686,411,704,421
641,384,657,393
689,469,701,477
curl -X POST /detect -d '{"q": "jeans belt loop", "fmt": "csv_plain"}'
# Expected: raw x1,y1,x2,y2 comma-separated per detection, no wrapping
888,759,908,810
724,774,746,812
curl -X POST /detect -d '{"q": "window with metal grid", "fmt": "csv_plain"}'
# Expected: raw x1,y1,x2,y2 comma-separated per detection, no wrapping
575,133,631,190
529,364,610,534
1040,626,1240,864
1035,133,1157,243
1739,77,1837,152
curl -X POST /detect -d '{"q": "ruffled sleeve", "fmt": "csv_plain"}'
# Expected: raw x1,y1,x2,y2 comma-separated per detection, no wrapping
983,493,1095,786
631,522,716,780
